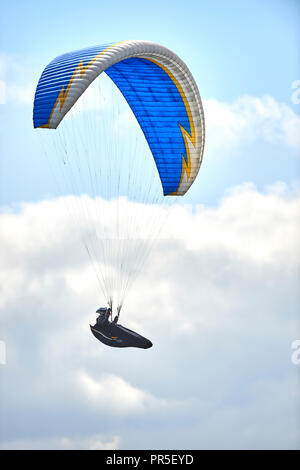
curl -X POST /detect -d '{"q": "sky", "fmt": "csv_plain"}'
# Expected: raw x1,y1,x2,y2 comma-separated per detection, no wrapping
0,0,300,450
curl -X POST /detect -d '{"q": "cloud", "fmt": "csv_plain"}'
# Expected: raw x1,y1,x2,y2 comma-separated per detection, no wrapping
204,95,300,152
0,433,120,450
77,371,156,413
0,52,14,77
0,183,299,449
0,80,5,104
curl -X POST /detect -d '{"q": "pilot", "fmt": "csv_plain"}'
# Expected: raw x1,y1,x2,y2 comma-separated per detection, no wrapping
96,307,111,325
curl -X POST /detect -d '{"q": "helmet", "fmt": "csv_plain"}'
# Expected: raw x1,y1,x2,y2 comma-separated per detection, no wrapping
96,307,107,314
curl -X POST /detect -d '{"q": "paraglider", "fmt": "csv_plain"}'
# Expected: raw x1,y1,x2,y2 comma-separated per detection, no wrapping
95,307,112,325
91,307,152,349
33,40,205,348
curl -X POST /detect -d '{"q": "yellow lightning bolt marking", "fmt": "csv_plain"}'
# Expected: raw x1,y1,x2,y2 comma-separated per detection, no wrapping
145,58,196,195
39,41,129,128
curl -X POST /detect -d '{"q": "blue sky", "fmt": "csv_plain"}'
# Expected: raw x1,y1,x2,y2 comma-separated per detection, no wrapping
0,0,299,451
0,0,299,206
1,0,299,101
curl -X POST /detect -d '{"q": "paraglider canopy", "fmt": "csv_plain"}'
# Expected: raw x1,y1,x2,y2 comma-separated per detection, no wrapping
33,40,205,196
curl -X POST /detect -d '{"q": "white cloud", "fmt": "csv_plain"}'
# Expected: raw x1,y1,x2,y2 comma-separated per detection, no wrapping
6,82,35,106
68,73,114,116
0,52,14,77
204,95,300,152
77,371,160,414
0,80,5,104
0,52,37,106
0,183,299,449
